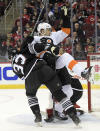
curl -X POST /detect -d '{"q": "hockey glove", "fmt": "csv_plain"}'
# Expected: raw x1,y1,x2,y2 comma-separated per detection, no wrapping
50,46,60,55
81,66,93,81
25,35,34,43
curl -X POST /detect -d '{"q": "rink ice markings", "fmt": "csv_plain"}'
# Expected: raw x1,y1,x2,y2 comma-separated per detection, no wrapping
0,112,100,131
0,89,100,131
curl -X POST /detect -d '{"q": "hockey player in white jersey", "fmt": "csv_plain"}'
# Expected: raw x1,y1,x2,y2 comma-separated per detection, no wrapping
29,22,92,80
27,22,92,123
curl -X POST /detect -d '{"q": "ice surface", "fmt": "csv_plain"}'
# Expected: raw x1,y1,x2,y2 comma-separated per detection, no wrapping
0,89,100,131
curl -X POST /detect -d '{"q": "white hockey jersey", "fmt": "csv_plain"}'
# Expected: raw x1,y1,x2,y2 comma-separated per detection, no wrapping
29,29,84,77
31,30,68,46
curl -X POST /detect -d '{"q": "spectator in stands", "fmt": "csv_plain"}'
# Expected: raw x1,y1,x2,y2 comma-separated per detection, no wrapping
23,31,29,39
73,23,86,42
30,14,37,26
30,7,38,23
11,21,21,34
84,37,95,52
24,2,34,15
14,16,28,27
72,31,79,46
0,1,5,18
87,44,95,53
97,19,100,38
23,8,30,21
0,33,15,56
0,33,2,54
15,39,21,52
74,43,87,60
24,22,31,33
2,0,99,60
82,22,95,39
97,20,100,44
85,11,98,26
12,26,21,45
76,3,88,25
0,40,7,56
50,5,62,30
62,37,72,54
72,14,78,25
76,11,85,26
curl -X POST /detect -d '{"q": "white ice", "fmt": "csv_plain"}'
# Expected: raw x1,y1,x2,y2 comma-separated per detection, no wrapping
0,88,100,131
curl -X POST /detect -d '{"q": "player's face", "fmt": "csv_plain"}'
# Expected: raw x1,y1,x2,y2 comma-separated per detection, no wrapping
40,28,51,36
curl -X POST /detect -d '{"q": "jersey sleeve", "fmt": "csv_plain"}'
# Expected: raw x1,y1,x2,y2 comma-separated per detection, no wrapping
52,29,70,45
12,54,25,79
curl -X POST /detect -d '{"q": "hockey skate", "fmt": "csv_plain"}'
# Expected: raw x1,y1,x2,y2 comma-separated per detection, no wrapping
66,107,81,126
69,111,81,126
44,109,54,122
54,110,68,120
81,66,93,81
34,112,42,126
44,111,68,122
44,109,68,122
44,115,54,122
74,104,84,116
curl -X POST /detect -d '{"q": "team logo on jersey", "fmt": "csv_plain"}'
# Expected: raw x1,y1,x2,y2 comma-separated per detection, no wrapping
40,37,53,45
47,39,52,44
46,38,53,45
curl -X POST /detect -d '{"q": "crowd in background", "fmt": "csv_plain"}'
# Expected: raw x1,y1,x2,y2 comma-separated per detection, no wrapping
0,0,100,61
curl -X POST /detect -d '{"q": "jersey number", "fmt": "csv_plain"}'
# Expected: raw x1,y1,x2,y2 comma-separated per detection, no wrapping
13,54,26,75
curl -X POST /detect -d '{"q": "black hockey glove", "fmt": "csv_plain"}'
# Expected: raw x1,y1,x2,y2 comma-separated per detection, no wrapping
25,35,34,43
20,35,34,53
34,42,45,53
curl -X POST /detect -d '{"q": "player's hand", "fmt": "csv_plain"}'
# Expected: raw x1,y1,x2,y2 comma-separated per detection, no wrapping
50,46,59,55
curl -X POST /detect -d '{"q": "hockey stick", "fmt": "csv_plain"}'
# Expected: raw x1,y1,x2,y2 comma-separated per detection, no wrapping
30,0,47,36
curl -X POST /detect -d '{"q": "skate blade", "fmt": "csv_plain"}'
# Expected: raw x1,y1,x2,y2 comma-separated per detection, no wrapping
74,123,82,129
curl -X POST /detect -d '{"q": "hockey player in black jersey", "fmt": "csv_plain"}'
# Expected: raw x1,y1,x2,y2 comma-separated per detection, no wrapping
8,36,81,126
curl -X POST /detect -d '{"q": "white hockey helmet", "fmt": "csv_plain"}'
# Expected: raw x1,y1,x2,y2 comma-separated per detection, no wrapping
37,22,52,34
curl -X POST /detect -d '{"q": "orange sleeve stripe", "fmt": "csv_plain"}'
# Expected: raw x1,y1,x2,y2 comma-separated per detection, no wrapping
61,28,71,35
68,60,78,70
37,50,47,58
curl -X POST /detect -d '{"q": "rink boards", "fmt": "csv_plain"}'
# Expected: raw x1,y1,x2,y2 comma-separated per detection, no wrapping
0,62,100,89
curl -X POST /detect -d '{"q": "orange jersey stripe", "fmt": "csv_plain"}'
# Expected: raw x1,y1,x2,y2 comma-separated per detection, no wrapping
61,28,71,35
68,60,78,70
37,50,47,58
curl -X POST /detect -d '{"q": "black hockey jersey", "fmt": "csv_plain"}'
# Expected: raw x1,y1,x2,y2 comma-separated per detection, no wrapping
11,36,42,80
